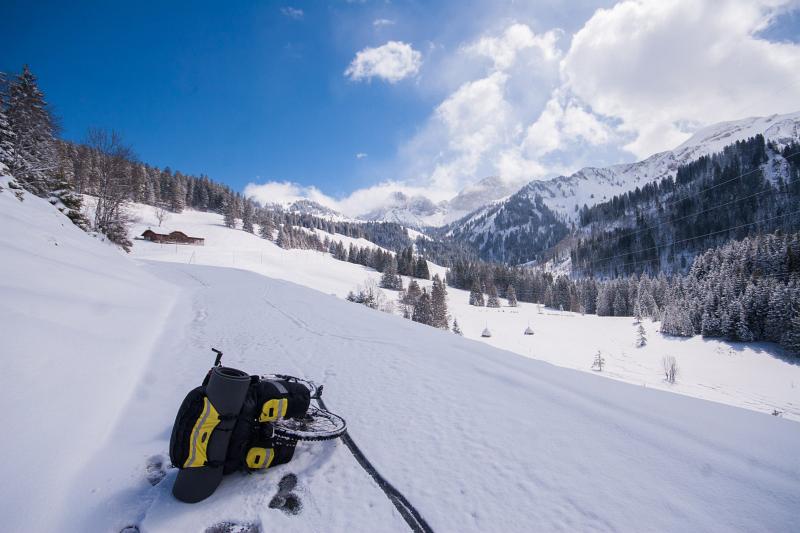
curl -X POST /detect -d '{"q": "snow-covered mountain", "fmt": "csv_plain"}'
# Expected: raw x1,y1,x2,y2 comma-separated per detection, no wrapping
360,111,800,235
359,190,449,228
3,176,800,532
358,176,528,228
286,198,346,218
445,175,528,221
448,111,800,263
265,198,354,222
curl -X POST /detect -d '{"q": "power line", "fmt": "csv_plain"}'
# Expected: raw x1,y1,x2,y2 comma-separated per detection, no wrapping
653,148,799,212
576,208,800,271
579,148,800,248
581,179,798,250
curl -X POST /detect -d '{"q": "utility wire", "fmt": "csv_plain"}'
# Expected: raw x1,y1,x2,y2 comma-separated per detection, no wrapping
579,148,800,248
576,208,800,271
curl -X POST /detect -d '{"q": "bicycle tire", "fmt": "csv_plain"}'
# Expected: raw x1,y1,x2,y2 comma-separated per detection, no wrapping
272,406,347,442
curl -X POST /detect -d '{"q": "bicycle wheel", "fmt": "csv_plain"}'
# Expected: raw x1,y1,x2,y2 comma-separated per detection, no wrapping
272,406,347,441
263,374,319,398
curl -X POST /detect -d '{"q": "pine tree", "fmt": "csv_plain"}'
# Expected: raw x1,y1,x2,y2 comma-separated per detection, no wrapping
506,284,518,307
0,72,15,171
430,274,449,329
380,256,401,290
452,318,463,336
486,280,500,308
469,279,485,306
613,289,627,317
765,287,791,342
412,289,433,326
398,247,414,276
661,304,694,337
636,324,647,347
276,226,291,248
780,313,800,356
403,279,422,305
259,213,276,240
242,200,254,233
223,194,238,228
171,174,187,213
7,66,58,196
735,302,753,342
415,257,430,280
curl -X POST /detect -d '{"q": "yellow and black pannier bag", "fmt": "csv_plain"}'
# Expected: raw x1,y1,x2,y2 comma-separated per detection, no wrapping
222,378,311,473
170,368,312,503
169,386,211,470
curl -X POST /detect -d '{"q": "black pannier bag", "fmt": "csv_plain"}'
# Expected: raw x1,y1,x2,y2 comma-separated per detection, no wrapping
169,369,312,502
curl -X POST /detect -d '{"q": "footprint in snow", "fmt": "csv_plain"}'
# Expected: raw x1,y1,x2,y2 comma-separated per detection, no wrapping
145,454,168,486
204,521,262,533
269,473,303,516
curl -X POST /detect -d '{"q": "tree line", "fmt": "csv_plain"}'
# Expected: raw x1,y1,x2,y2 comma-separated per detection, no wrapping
0,66,85,228
347,273,449,331
447,231,800,356
572,135,800,277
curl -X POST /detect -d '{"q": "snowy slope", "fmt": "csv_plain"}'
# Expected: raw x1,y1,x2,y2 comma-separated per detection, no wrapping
127,204,385,298
0,178,179,532
3,188,800,532
128,204,800,420
69,263,800,533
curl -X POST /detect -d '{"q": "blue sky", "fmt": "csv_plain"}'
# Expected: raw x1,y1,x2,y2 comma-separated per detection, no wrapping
4,0,800,215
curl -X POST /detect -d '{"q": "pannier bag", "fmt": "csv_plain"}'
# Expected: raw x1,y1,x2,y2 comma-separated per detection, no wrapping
169,368,311,503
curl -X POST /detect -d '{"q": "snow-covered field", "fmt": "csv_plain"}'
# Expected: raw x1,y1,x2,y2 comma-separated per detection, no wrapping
3,186,800,532
128,203,800,421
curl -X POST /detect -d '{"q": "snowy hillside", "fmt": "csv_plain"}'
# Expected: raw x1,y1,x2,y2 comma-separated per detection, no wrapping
493,111,799,222
0,178,179,532
2,185,799,532
128,203,800,420
447,111,800,262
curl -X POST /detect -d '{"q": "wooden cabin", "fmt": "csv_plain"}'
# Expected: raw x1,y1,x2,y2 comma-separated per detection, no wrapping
141,229,205,246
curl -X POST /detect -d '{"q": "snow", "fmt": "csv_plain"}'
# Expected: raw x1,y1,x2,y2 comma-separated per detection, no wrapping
673,111,800,158
0,179,178,532
405,227,430,242
3,189,800,531
128,204,383,298
448,302,800,421
128,203,800,421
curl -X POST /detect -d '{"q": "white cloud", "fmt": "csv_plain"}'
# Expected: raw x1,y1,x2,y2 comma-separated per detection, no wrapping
464,23,561,72
522,92,615,158
244,179,451,218
373,18,395,27
244,181,330,208
254,2,800,220
356,152,368,159
345,41,422,83
560,0,800,157
393,0,800,198
396,23,564,192
280,6,304,20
